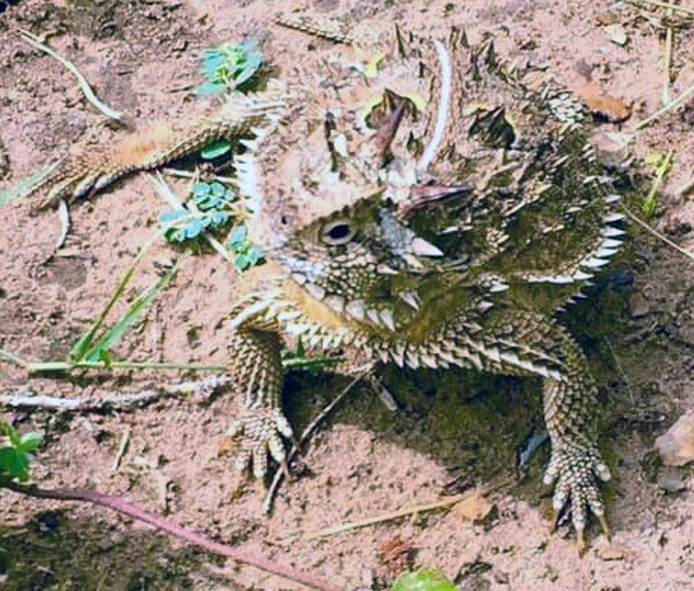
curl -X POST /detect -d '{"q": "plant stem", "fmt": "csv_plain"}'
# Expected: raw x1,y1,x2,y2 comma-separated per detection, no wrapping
2,479,343,591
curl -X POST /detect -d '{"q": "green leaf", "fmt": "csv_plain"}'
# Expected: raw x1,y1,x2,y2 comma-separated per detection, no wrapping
2,420,21,447
203,52,225,69
246,244,263,265
200,140,232,160
209,181,226,198
171,229,187,243
99,348,113,369
232,41,263,86
191,182,211,197
184,218,204,239
159,209,188,224
83,265,178,364
228,224,248,249
391,569,458,591
165,227,184,242
195,194,212,209
234,252,250,270
19,431,43,453
210,211,230,226
0,447,30,481
199,41,263,91
207,195,225,209
195,80,225,96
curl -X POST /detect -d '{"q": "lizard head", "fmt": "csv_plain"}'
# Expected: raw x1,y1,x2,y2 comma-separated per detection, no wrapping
237,77,472,328
232,32,496,329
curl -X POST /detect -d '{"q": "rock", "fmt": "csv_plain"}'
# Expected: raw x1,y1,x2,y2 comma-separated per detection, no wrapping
657,466,687,493
629,293,650,318
598,544,629,561
602,23,628,46
452,490,497,527
656,411,694,466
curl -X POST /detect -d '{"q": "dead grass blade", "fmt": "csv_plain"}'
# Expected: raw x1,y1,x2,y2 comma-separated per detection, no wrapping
304,494,467,540
17,28,125,121
622,206,694,262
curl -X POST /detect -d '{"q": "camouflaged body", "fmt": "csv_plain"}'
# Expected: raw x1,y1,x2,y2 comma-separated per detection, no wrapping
223,23,620,549
21,17,622,548
236,27,625,374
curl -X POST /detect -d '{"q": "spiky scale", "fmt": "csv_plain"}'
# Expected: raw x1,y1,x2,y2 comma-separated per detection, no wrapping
366,307,381,324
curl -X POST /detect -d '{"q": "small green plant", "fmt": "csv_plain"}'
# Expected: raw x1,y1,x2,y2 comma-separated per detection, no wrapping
160,181,234,243
195,40,264,160
391,569,459,591
200,140,233,161
226,222,264,271
0,419,43,482
196,40,263,96
71,263,179,364
642,149,674,219
159,180,263,271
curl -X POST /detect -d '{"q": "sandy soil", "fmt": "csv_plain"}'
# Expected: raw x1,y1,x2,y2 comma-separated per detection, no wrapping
3,0,694,590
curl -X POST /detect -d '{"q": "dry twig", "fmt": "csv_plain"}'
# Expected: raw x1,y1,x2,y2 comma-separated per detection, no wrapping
304,494,467,540
622,207,694,262
263,363,374,513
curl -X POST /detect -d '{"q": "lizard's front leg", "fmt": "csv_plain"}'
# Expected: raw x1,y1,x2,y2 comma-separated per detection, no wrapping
224,322,294,486
540,337,612,552
466,309,611,550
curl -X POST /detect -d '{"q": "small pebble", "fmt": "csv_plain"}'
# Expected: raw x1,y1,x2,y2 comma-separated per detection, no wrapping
657,466,687,493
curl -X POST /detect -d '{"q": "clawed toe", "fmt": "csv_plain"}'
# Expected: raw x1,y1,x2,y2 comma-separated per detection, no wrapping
223,407,294,487
544,443,611,551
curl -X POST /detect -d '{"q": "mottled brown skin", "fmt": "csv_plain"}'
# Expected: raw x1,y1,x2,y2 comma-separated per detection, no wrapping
21,91,286,209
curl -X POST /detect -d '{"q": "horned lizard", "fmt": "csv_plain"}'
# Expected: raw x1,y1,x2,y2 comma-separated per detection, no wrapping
22,17,627,550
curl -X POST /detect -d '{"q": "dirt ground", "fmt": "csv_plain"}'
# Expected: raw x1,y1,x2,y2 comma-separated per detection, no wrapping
3,0,694,590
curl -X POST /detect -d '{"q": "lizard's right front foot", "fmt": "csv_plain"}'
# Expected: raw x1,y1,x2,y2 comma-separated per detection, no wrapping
222,407,295,487
41,166,118,209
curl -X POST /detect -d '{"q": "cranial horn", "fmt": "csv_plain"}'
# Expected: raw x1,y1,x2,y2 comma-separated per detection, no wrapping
372,101,406,158
395,24,408,58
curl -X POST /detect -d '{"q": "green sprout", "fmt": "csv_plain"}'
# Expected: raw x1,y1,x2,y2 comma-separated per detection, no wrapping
159,180,263,271
226,222,264,271
200,140,233,161
195,40,264,160
0,419,43,482
391,569,459,591
642,149,674,219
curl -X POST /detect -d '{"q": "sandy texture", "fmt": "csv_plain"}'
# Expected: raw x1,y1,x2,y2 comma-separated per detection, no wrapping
3,0,694,590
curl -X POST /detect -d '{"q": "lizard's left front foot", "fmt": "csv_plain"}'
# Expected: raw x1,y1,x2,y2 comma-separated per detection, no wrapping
543,442,611,553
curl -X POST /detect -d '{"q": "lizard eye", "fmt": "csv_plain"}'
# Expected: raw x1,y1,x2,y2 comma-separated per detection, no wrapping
321,219,355,245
